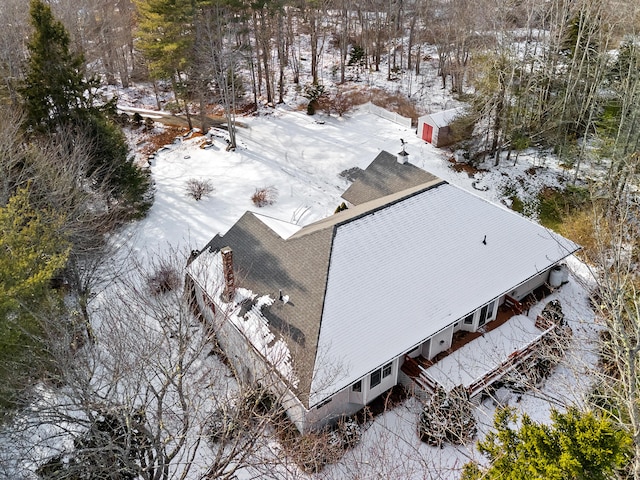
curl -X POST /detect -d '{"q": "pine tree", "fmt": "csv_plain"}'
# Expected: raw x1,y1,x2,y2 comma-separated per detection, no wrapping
19,0,97,132
135,0,202,128
135,0,199,80
462,407,631,480
19,0,151,216
0,184,70,408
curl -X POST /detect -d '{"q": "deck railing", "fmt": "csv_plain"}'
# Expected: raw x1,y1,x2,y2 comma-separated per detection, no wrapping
401,355,440,394
504,294,524,314
466,322,558,398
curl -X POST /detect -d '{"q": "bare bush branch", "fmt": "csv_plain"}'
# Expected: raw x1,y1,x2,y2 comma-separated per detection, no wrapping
185,178,214,201
251,186,278,207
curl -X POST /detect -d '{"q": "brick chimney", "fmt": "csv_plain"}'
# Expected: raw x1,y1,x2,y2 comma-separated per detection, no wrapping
220,247,235,301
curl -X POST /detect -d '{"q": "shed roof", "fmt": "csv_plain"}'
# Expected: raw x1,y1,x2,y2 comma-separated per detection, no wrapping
341,150,438,206
420,107,466,128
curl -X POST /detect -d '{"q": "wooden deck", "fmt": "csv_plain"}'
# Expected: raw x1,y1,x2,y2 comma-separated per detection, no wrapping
419,284,553,368
401,283,556,395
415,304,518,369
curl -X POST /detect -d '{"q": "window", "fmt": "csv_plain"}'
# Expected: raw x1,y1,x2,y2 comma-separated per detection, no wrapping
464,313,474,325
352,380,362,392
370,369,382,388
382,362,392,378
478,304,489,327
487,300,496,321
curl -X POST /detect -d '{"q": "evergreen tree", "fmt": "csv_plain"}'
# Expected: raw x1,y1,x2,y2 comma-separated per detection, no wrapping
135,0,199,80
19,0,98,132
19,0,151,216
462,407,631,480
0,184,70,409
135,0,202,128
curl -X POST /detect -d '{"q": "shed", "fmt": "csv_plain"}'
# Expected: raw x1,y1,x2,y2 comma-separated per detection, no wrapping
417,107,465,147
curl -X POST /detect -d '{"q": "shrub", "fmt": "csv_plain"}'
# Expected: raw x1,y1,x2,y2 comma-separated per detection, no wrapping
251,186,278,207
144,116,154,131
307,102,316,115
327,88,357,117
147,262,181,295
304,84,326,116
185,178,214,201
132,112,143,127
209,404,243,443
291,431,342,473
418,386,476,446
334,417,361,449
348,45,366,66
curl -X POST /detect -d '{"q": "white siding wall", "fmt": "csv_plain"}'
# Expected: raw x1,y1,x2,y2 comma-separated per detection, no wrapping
507,268,552,301
304,388,355,431
364,359,397,402
191,278,312,432
192,277,399,433
416,115,440,145
431,124,440,146
429,325,453,358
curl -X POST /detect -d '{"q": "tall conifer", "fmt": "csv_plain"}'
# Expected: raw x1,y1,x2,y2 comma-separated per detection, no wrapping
20,0,97,132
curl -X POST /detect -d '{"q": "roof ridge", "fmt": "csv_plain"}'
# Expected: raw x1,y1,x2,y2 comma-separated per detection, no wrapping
289,179,447,240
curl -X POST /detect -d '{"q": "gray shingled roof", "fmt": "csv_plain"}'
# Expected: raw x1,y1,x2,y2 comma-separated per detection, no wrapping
341,150,438,206
202,212,334,405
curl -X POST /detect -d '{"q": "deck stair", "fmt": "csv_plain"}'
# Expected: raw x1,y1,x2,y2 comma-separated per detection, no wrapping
504,295,523,315
401,355,440,394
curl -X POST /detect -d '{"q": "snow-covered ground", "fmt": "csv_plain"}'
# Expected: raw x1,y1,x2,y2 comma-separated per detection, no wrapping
0,9,603,476
125,106,570,256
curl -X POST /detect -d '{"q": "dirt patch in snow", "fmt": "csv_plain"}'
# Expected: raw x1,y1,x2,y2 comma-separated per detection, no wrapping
141,126,191,156
448,157,488,177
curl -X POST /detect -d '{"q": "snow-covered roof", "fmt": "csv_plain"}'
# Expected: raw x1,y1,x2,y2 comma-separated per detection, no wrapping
253,213,302,239
420,107,466,128
195,159,578,408
186,249,300,388
309,182,578,405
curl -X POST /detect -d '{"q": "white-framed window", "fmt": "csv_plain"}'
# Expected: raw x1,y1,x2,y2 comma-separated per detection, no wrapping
382,362,392,378
352,380,362,392
478,300,497,327
370,369,382,388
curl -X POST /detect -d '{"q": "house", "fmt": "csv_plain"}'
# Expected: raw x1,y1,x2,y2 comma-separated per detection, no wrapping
417,107,465,147
185,151,579,433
